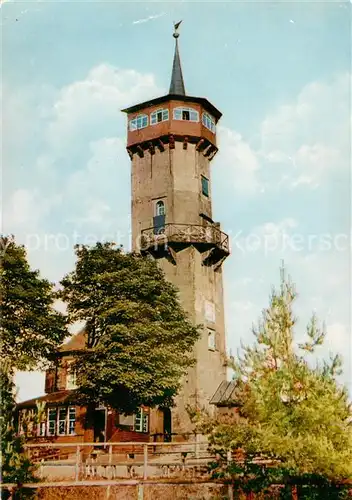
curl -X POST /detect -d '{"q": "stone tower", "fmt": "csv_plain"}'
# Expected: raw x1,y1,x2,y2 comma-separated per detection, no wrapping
122,23,230,435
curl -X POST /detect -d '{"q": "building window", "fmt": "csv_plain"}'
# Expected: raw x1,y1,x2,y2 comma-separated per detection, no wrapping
37,421,46,437
134,408,149,433
119,414,134,428
19,407,76,438
173,107,199,122
201,175,209,197
155,200,165,216
204,300,215,323
58,407,67,435
47,408,57,436
68,407,76,435
150,108,169,125
129,114,148,131
202,112,216,133
66,366,77,390
208,329,216,351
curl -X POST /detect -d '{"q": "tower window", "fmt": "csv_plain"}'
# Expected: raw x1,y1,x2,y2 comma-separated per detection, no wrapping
202,112,216,133
156,200,165,216
173,107,199,122
201,175,209,197
208,329,216,351
129,114,148,131
151,109,169,125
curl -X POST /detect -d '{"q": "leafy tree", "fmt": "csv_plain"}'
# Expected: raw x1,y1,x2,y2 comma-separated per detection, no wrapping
0,235,66,371
0,235,65,497
0,363,38,499
195,265,352,499
58,242,199,413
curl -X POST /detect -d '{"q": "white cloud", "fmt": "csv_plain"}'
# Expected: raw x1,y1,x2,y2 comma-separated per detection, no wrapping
259,73,350,189
325,322,351,357
47,64,164,152
216,73,350,195
132,12,165,24
217,127,261,195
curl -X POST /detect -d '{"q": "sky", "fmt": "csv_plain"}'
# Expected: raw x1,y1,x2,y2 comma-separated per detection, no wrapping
1,0,351,400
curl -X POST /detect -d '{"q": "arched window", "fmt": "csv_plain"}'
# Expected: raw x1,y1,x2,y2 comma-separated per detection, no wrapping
156,200,165,216
129,114,148,131
173,107,199,122
202,112,216,133
150,108,169,125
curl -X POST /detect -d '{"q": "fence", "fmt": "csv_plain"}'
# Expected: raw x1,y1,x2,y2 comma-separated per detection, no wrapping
23,440,215,481
2,441,233,499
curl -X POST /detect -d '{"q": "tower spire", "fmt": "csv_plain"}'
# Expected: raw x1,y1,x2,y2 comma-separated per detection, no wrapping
169,21,186,95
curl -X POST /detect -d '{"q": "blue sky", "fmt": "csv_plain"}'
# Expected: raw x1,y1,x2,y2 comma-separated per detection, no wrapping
2,0,351,399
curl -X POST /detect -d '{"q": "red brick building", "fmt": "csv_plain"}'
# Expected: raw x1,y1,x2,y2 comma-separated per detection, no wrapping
17,328,167,445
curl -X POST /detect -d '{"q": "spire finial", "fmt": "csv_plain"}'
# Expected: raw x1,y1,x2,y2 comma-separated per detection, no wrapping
173,20,182,38
169,20,186,95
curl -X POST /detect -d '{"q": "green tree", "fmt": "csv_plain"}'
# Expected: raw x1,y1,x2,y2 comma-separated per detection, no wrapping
0,235,66,370
195,265,352,499
0,364,38,499
58,242,199,413
0,236,65,498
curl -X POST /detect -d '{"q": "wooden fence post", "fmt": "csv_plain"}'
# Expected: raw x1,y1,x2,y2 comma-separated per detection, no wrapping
227,450,233,500
137,484,144,500
75,445,80,482
143,444,148,480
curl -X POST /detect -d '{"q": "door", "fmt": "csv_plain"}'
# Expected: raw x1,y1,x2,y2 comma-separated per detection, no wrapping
153,215,165,234
162,408,172,442
93,408,106,443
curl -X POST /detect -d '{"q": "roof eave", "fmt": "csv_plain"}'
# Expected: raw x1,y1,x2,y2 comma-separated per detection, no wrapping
121,94,222,122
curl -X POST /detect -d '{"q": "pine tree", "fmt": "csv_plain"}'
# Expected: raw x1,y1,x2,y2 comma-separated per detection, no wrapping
196,265,352,498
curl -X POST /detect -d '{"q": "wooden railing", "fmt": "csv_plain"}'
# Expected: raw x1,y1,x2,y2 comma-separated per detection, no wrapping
141,223,230,253
23,440,214,482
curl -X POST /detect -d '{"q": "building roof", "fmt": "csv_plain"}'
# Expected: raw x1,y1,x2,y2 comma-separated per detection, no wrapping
17,390,75,409
121,24,222,121
121,94,222,122
58,327,87,354
169,35,185,95
210,380,241,407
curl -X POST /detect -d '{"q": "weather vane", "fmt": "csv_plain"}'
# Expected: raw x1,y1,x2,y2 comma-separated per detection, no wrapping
173,20,182,38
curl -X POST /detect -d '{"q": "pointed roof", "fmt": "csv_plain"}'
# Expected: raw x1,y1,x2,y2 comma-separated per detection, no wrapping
58,327,87,354
122,21,222,121
169,33,185,95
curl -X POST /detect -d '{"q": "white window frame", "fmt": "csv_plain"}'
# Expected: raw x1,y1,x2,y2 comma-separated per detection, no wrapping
155,200,165,216
150,108,169,125
44,406,76,437
173,107,199,122
208,329,216,351
129,114,148,131
47,408,57,436
134,408,149,433
57,407,67,436
68,407,76,435
37,420,46,437
202,112,216,133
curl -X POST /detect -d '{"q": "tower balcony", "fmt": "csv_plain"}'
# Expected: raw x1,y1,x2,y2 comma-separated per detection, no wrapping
140,223,230,267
